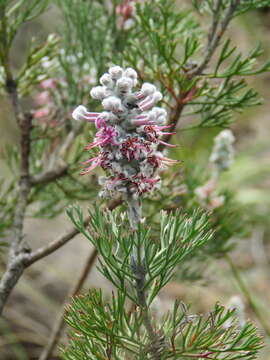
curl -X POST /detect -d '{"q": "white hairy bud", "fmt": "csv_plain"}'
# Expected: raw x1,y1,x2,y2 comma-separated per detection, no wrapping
155,116,166,125
90,86,110,100
152,91,163,102
210,129,235,172
108,66,123,79
72,105,87,121
154,107,167,118
124,67,138,86
116,77,133,94
100,73,114,88
102,96,123,112
99,111,118,123
141,83,156,96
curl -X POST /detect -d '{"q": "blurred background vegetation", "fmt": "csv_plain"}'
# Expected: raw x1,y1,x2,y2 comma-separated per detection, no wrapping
0,1,270,359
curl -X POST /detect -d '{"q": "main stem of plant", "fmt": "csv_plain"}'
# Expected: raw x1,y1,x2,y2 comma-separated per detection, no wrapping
128,196,163,360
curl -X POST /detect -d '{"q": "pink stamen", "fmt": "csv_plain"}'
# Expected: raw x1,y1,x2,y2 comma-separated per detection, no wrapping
161,156,179,164
81,161,100,174
156,125,174,129
159,131,176,136
95,116,106,129
84,140,102,150
82,156,99,165
159,140,177,147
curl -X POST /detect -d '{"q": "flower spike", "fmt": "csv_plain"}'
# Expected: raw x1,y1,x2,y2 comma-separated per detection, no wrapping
72,66,178,199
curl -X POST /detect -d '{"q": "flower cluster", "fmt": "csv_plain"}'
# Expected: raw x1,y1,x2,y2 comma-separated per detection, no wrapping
72,65,177,200
195,129,235,210
33,49,97,127
210,129,235,173
116,0,138,30
195,178,225,210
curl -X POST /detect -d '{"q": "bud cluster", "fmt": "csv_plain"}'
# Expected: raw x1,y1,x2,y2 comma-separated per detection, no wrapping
195,129,235,210
116,0,137,30
210,129,235,173
72,65,177,200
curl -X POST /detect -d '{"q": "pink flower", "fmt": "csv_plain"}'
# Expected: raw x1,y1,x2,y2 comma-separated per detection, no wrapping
34,91,51,106
85,126,118,150
144,125,177,147
116,0,136,29
33,108,50,119
81,152,111,174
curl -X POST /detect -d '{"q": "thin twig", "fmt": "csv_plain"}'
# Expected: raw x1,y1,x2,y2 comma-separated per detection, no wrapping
27,198,122,265
207,0,223,50
0,198,122,315
159,0,241,148
26,216,91,266
38,248,98,360
0,47,33,313
226,254,270,338
37,198,122,360
192,0,241,76
29,162,68,186
134,260,163,360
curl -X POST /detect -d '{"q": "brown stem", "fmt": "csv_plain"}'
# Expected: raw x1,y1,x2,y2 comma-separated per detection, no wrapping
29,162,68,186
158,98,186,152
192,0,241,77
0,195,121,315
134,260,163,360
37,198,122,359
159,0,241,150
12,113,33,254
0,65,33,313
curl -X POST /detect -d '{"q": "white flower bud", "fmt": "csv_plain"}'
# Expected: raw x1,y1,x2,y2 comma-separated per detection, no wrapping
111,162,122,173
216,129,235,144
124,67,138,86
116,77,133,94
210,129,235,172
141,83,156,96
147,111,157,122
98,176,107,185
100,73,114,88
152,91,163,102
90,86,110,100
72,105,87,121
153,108,167,124
155,116,166,125
124,67,137,79
153,107,167,118
108,66,123,79
102,96,123,112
